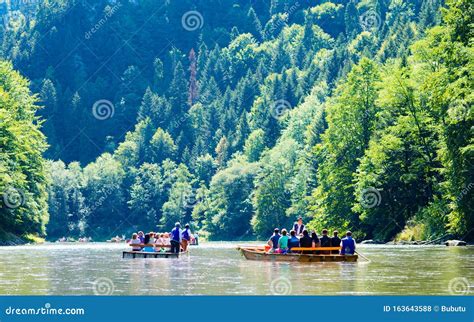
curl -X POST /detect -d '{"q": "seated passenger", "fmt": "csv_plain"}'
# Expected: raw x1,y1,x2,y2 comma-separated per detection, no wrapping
149,232,156,244
154,233,165,252
142,233,154,252
288,230,300,251
299,230,313,253
311,231,320,247
137,231,145,243
162,233,171,246
331,230,341,254
277,229,289,253
341,231,356,255
320,229,331,254
267,228,281,252
130,233,142,251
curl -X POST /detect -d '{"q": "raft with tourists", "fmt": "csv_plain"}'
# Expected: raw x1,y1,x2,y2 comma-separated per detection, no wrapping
237,246,358,262
122,222,193,259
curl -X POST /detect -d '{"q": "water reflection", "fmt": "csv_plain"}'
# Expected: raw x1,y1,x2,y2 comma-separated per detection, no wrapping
0,243,472,295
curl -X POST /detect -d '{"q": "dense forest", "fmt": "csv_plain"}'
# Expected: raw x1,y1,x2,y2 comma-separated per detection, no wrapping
0,0,472,243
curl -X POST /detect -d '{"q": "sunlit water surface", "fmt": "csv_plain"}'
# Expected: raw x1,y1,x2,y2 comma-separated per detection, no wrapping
0,242,472,295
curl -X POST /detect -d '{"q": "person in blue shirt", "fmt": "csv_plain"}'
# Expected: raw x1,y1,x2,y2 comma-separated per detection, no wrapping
288,230,300,251
340,231,356,255
267,228,280,251
170,222,182,253
181,224,192,251
142,233,154,252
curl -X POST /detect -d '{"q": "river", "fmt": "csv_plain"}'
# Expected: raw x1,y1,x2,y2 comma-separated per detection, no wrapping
0,242,472,295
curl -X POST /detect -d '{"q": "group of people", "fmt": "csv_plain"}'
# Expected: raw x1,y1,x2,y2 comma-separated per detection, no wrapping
267,217,356,255
129,223,198,254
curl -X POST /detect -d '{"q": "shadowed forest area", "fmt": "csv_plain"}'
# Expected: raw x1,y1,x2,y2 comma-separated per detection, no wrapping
0,0,472,243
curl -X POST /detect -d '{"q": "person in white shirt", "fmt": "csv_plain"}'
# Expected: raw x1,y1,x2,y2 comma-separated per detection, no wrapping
130,233,142,251
293,217,305,236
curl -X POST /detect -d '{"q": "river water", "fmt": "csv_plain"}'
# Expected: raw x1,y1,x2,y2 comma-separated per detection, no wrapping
0,242,472,295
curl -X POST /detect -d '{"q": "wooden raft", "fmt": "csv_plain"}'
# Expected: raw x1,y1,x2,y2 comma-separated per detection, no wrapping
237,246,358,262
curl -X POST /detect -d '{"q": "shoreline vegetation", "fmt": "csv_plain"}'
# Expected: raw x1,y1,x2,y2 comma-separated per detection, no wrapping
0,0,472,244
0,232,469,247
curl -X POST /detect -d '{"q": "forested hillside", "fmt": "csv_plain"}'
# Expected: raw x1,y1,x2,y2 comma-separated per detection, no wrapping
0,0,472,242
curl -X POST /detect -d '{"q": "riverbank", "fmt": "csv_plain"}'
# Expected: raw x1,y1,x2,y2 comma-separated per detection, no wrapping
0,229,44,246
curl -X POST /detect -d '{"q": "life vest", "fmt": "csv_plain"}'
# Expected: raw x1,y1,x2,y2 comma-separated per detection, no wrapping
293,223,305,234
171,227,181,242
341,237,355,255
182,228,191,241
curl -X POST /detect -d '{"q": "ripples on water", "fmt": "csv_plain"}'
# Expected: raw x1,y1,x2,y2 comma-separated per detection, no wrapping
0,242,472,295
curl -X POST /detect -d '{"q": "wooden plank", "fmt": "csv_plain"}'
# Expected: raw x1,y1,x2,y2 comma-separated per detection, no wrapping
290,247,341,251
129,244,172,247
122,251,179,259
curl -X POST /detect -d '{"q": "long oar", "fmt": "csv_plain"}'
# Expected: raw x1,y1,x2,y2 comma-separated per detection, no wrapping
355,250,370,262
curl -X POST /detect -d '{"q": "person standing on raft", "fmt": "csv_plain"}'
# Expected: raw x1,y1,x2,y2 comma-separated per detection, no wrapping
340,231,356,255
170,222,182,253
293,216,305,236
181,224,192,252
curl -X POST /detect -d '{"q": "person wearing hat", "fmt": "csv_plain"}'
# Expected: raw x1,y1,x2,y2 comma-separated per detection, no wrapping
293,217,305,236
170,222,182,253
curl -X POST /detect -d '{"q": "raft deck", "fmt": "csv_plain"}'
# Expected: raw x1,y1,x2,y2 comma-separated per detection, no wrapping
122,251,180,259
